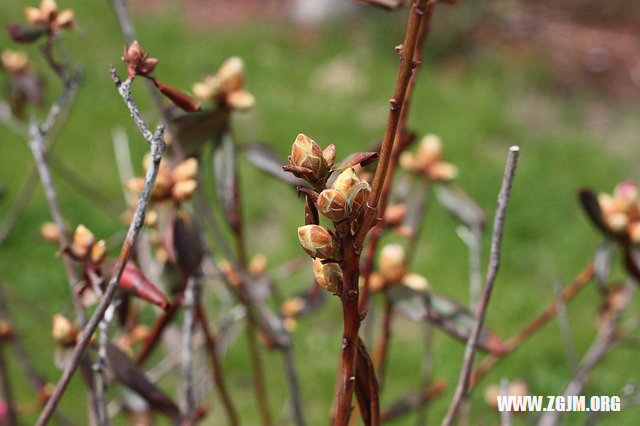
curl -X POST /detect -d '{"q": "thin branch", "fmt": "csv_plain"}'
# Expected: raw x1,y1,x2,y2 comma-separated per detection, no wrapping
283,344,305,426
553,281,577,372
181,275,199,424
0,327,17,426
442,146,520,426
35,67,166,426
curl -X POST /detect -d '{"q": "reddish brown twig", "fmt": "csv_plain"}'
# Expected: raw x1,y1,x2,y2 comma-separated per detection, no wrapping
442,147,520,426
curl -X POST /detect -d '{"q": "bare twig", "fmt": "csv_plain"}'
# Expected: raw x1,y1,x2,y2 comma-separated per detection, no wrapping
554,281,577,372
283,344,305,426
35,67,166,426
442,146,520,426
181,275,199,423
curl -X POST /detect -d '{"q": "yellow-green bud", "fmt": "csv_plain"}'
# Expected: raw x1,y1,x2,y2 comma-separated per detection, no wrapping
323,144,336,169
71,224,95,258
297,225,341,261
317,189,349,222
331,168,360,195
313,258,343,295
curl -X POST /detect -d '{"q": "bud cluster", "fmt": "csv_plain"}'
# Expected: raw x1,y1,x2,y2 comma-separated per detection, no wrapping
399,134,458,181
69,224,107,264
117,324,150,356
24,0,75,33
597,180,640,242
192,57,255,111
286,134,336,185
122,41,158,77
368,244,429,293
127,156,199,203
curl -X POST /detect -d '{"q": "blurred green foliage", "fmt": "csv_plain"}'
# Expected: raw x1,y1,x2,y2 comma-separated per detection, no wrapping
1,1,640,425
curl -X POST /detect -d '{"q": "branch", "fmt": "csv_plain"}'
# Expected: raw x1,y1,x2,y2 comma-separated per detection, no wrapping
181,275,199,423
442,146,520,426
35,67,166,426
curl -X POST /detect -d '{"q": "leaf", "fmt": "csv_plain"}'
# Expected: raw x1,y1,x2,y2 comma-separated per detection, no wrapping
331,152,379,171
435,183,485,228
173,209,204,278
593,239,615,290
119,261,170,310
355,338,380,426
148,77,200,113
390,287,507,354
244,143,305,187
579,189,617,238
213,131,239,232
167,107,228,157
106,344,180,420
623,243,640,285
6,23,46,43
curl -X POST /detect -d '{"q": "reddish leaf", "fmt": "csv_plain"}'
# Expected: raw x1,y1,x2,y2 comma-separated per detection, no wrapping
283,164,316,181
167,107,228,157
355,338,380,426
149,77,200,113
579,189,618,239
173,209,204,278
7,23,46,43
331,152,379,171
106,344,180,420
119,261,169,310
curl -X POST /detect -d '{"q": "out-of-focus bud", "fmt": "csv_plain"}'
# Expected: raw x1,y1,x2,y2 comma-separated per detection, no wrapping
629,221,640,244
151,172,173,199
399,152,418,172
249,253,267,277
25,7,45,25
217,57,245,93
289,134,327,181
71,224,95,258
597,193,616,217
605,212,628,233
192,75,221,101
226,89,255,111
51,314,77,346
297,225,341,261
281,297,305,318
427,161,458,181
218,259,242,287
394,224,415,238
90,240,107,264
172,158,199,182
283,317,297,333
1,49,31,73
384,203,407,227
484,385,500,410
322,144,336,169
38,383,55,405
39,0,58,22
145,210,158,228
379,244,406,283
346,181,371,217
41,222,61,243
126,177,145,194
313,258,343,295
123,41,158,76
401,273,429,292
331,168,359,196
367,272,386,293
416,134,442,167
613,180,638,205
172,179,197,201
52,9,74,30
0,320,13,341
317,189,349,222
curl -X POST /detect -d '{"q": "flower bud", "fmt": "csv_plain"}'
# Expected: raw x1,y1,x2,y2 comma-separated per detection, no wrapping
331,168,359,196
38,383,54,405
317,189,349,222
52,314,76,346
612,180,638,214
39,0,58,21
217,57,245,93
218,259,242,287
313,258,343,295
0,320,13,341
172,158,199,182
281,297,305,318
367,272,386,293
25,7,45,25
290,134,327,181
297,225,341,261
384,203,407,227
1,49,30,73
192,75,221,101
249,253,267,277
399,151,418,172
123,40,144,67
629,221,640,244
597,193,616,216
90,240,107,264
283,317,297,333
323,144,336,169
145,210,158,228
72,224,95,258
126,177,145,194
401,273,429,292
53,9,74,30
605,212,628,233
379,244,406,283
226,89,255,111
172,179,197,201
152,172,173,199
346,181,371,217
416,134,442,167
427,161,458,181
41,221,61,243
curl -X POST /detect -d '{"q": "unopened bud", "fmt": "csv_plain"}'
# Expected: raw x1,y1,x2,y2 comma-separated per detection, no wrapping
226,89,255,111
90,240,107,264
145,210,158,227
41,222,61,243
72,224,95,258
249,253,267,277
152,173,173,199
126,177,145,194
368,272,386,293
597,193,616,216
1,49,30,73
399,152,418,172
427,161,458,181
172,158,199,182
416,134,442,167
379,244,406,283
384,204,407,227
346,181,371,217
628,221,640,243
317,189,349,222
323,144,337,169
290,134,327,181
39,0,58,21
53,9,74,30
172,179,197,201
281,297,305,318
332,168,360,196
192,75,221,101
0,320,13,341
283,317,297,333
313,258,343,295
401,273,429,292
217,57,245,93
605,212,628,233
218,259,242,287
52,314,76,346
297,225,341,261
25,7,45,25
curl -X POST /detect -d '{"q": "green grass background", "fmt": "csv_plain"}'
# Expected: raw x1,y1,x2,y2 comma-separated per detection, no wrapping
1,1,640,424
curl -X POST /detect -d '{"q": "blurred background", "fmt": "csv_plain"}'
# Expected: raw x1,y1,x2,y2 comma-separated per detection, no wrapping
1,0,640,424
